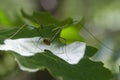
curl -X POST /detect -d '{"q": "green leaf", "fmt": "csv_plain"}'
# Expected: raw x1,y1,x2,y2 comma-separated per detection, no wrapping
0,28,19,44
35,25,60,39
33,12,59,25
21,10,40,27
21,11,85,44
76,17,85,29
14,52,113,80
57,18,73,27
84,46,98,57
0,25,40,44
21,10,59,27
60,26,84,43
60,18,86,44
22,10,73,28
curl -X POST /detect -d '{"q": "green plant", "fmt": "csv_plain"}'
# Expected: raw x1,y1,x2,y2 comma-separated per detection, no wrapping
0,11,113,80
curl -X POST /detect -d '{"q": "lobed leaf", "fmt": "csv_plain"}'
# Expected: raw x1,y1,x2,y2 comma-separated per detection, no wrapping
14,52,113,80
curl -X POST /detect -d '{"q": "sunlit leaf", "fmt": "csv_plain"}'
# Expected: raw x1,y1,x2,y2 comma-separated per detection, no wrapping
61,26,84,43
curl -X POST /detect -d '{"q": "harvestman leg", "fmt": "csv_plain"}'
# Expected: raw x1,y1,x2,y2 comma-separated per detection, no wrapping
59,37,70,61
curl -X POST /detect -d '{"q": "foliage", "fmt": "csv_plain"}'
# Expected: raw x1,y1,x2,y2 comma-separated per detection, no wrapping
15,52,112,80
0,11,113,80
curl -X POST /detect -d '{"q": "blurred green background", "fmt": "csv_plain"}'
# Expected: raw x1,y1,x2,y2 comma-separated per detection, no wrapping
0,0,120,80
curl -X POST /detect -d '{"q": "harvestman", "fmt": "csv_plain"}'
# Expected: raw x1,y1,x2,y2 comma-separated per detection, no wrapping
9,24,69,59
35,25,69,60
9,23,114,59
